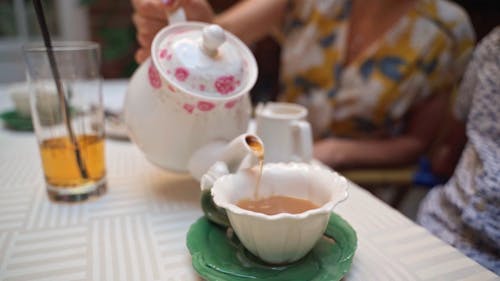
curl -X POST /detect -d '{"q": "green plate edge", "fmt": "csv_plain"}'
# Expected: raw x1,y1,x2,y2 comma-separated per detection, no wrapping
0,110,33,131
186,213,357,281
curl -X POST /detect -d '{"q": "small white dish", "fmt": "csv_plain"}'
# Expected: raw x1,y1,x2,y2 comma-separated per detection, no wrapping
7,82,59,118
8,83,31,117
211,162,350,264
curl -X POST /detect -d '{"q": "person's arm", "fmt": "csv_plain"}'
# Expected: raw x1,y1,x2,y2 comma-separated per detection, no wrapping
132,0,218,62
429,114,466,177
314,92,448,169
214,0,288,45
131,0,287,63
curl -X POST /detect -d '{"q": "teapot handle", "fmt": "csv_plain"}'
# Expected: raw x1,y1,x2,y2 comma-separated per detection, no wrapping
291,120,313,162
167,8,186,25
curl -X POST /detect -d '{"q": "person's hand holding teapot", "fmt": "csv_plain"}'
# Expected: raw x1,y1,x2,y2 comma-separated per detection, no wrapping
132,0,288,63
132,0,215,63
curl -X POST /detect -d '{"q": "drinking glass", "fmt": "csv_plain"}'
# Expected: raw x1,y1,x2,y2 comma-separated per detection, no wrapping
23,41,106,202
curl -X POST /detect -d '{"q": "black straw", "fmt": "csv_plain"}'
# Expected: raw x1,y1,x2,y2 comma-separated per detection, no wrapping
32,0,88,179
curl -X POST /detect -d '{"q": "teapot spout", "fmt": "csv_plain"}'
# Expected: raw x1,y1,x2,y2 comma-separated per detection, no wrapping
197,133,262,228
220,134,263,173
187,133,263,181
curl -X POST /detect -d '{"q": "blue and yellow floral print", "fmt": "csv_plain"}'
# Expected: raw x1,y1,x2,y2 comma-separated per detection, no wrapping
279,0,475,138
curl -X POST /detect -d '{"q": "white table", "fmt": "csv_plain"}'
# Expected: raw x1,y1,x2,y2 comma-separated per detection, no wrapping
0,80,497,281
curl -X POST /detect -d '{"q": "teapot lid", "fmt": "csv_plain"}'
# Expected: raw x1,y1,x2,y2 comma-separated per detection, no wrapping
151,22,257,98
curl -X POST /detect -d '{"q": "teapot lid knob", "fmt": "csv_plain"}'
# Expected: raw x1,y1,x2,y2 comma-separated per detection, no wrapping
201,24,226,57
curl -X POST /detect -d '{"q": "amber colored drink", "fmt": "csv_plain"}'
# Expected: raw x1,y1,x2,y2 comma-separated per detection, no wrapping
246,136,264,199
40,135,105,187
237,195,319,215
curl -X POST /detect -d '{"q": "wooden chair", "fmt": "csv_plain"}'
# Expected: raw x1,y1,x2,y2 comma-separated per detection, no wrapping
339,166,417,208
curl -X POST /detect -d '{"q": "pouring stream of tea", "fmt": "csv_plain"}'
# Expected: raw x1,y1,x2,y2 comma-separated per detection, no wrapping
246,136,264,199
240,136,321,216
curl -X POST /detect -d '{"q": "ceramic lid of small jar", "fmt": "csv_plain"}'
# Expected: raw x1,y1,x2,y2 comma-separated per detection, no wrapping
152,23,258,99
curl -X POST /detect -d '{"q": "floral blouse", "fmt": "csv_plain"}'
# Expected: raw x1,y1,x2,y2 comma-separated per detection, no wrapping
279,0,475,138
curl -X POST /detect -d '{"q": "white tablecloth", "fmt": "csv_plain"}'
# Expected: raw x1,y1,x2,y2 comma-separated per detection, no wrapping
0,80,497,281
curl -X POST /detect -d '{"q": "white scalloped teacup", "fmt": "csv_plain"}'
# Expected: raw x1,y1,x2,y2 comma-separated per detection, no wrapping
211,162,349,264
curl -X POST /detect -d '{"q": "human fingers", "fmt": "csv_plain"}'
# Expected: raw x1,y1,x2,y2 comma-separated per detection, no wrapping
184,0,214,22
132,0,167,21
132,13,165,37
168,0,214,22
132,0,213,22
162,0,183,12
133,13,164,57
136,32,154,51
135,48,150,63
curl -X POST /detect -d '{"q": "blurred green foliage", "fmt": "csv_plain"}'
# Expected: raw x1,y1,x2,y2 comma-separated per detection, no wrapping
0,2,17,37
80,0,138,77
79,0,97,6
0,1,58,38
99,26,138,77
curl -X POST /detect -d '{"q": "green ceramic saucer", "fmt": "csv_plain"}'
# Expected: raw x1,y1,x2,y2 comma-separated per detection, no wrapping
0,110,33,131
186,213,357,281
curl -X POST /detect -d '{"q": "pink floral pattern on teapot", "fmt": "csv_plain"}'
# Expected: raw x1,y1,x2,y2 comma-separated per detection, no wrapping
182,101,216,114
183,103,195,113
198,101,215,111
175,67,189,82
148,64,162,89
215,75,240,95
153,24,251,100
224,98,239,109
142,23,258,117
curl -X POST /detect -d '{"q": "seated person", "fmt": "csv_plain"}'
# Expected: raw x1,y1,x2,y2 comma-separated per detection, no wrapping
417,27,500,274
131,0,475,170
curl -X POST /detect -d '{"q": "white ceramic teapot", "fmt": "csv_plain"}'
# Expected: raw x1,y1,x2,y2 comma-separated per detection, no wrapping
124,13,258,178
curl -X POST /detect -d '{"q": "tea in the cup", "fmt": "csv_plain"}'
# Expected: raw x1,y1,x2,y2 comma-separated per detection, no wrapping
211,163,349,264
237,195,319,215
